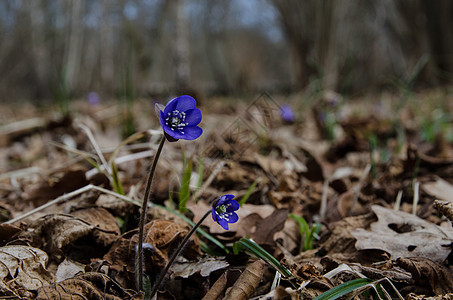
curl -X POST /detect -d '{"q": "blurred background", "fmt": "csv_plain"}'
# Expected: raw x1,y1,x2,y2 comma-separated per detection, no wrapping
0,0,452,102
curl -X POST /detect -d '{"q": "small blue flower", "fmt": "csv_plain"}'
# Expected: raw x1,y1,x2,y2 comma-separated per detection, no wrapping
280,105,295,123
211,194,239,230
87,91,100,106
157,95,203,142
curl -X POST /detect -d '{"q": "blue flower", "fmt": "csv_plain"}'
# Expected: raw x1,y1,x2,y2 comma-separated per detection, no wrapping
157,95,203,142
280,105,295,123
211,194,239,230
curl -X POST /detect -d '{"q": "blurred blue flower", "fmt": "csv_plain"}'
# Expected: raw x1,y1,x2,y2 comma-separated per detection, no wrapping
211,194,239,230
280,105,295,123
87,92,100,106
157,95,203,142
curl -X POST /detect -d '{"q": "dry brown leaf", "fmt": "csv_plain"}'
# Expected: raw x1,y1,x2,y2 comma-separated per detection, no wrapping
202,272,228,300
316,213,375,262
170,256,229,279
55,258,86,283
22,210,119,259
104,219,201,288
396,257,453,295
223,260,265,300
407,292,453,300
434,200,453,224
26,169,88,207
352,205,453,262
72,207,121,246
0,223,21,245
36,272,139,300
0,245,53,292
250,208,289,245
423,177,453,202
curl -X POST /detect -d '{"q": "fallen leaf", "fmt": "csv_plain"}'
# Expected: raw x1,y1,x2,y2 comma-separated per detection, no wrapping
250,208,289,245
0,223,21,245
20,209,120,261
170,256,229,279
223,260,264,300
26,169,88,207
55,258,86,283
396,257,453,295
104,219,200,288
434,200,453,224
423,177,453,202
0,245,53,292
36,272,139,300
202,272,228,300
72,207,121,246
407,292,453,300
352,205,453,262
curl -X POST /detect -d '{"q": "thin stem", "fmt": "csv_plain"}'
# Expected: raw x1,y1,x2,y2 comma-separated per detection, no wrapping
136,136,166,291
149,209,212,299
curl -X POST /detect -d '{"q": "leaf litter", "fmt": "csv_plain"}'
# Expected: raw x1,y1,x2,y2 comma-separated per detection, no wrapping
1,93,453,299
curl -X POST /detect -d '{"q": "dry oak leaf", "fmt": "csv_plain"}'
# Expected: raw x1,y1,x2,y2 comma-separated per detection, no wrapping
23,208,120,257
0,245,53,292
396,257,453,296
104,219,201,287
423,177,453,203
407,292,453,300
223,260,265,300
435,200,453,224
352,205,453,262
36,272,140,300
170,256,229,279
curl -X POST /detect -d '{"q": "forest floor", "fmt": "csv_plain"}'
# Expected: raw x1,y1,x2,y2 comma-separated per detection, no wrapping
1,89,453,299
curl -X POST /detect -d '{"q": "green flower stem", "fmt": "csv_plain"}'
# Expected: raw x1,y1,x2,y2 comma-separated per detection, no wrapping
136,136,166,291
149,209,212,298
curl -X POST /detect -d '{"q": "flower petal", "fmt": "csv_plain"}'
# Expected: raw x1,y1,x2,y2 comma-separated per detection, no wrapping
215,194,234,207
181,126,203,140
162,129,186,140
225,200,239,212
217,219,229,230
212,209,218,222
183,108,202,126
164,95,196,115
228,212,239,224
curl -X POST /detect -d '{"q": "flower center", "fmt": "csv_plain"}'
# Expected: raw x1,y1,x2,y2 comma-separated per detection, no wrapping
170,117,180,126
216,205,227,214
165,110,188,133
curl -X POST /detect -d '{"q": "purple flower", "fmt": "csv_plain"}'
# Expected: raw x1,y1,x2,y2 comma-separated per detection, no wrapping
157,95,203,142
87,92,100,106
211,194,239,230
280,105,295,123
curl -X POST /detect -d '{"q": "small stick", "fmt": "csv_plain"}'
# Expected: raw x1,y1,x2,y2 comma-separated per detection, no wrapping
3,184,141,224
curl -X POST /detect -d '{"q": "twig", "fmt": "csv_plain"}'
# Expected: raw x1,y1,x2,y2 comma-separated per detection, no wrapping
3,184,141,224
77,123,111,174
190,160,225,202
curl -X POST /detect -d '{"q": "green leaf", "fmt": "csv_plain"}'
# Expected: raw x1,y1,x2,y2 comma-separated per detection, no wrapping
313,278,374,300
233,238,292,278
179,158,193,213
111,161,125,195
289,214,314,251
196,157,204,192
238,179,258,206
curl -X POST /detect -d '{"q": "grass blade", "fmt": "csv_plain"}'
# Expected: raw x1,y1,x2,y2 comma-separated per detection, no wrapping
179,158,192,213
238,178,258,206
313,278,373,300
233,238,292,278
